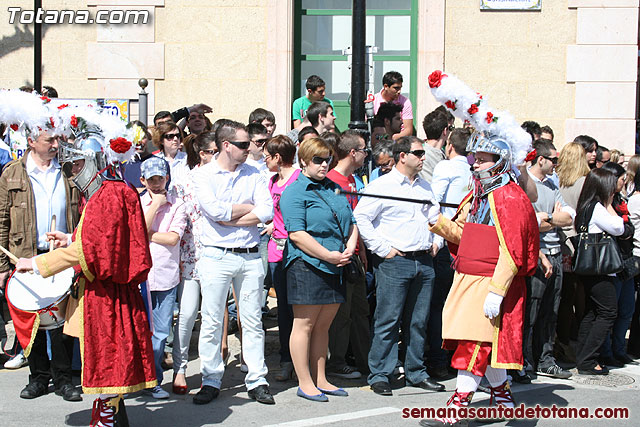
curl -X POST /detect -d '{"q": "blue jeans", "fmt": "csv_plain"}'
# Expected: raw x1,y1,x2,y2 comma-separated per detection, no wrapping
600,276,635,358
368,253,435,385
151,286,178,385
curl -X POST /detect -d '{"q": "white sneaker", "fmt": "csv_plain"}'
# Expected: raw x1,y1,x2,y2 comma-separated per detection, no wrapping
143,385,169,399
4,353,27,369
328,365,362,379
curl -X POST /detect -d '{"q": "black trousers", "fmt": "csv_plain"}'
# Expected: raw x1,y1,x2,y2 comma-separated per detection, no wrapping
524,253,563,369
575,275,618,370
27,326,74,389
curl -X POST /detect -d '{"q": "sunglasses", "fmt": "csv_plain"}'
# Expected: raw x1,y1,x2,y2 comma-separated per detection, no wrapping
407,149,426,158
252,138,269,147
163,133,181,140
311,155,333,165
201,149,216,155
542,155,558,165
227,140,251,150
355,147,371,155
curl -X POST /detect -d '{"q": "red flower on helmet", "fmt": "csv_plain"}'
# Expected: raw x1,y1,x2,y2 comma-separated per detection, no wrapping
57,104,69,110
110,137,132,154
445,100,456,111
428,70,448,88
49,117,55,128
70,115,78,128
485,112,494,124
10,124,18,131
468,104,479,115
40,96,51,103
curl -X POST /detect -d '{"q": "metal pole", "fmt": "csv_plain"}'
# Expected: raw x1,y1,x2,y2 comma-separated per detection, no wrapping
138,78,148,125
348,0,366,131
34,0,42,93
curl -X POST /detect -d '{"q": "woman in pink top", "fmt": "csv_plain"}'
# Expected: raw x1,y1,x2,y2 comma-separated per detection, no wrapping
263,135,300,381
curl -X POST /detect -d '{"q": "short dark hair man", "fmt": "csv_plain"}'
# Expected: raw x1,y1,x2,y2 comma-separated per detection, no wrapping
306,101,336,134
419,109,450,183
372,71,413,140
292,75,335,128
374,102,403,140
249,108,276,138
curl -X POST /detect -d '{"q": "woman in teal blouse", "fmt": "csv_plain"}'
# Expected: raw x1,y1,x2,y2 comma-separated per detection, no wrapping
280,137,358,402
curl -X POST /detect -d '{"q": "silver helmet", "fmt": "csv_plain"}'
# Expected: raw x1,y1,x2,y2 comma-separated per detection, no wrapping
467,132,514,196
59,130,107,199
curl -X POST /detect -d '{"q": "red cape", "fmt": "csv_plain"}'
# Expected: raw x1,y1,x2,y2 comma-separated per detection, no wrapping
77,180,156,394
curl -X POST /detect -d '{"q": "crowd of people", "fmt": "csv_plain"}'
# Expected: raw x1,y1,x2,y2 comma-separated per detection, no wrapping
0,71,639,427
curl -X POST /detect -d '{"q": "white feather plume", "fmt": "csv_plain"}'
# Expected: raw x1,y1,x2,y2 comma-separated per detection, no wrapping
428,70,532,167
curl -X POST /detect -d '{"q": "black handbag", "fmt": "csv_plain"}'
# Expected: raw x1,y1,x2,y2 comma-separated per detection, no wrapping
571,202,624,276
312,189,365,282
619,255,640,281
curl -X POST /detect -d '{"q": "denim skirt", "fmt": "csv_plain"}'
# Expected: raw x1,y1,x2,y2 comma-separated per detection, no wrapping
286,258,345,305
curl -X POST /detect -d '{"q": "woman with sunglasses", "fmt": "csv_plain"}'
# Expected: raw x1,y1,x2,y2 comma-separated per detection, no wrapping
152,121,188,186
280,137,358,402
170,131,217,394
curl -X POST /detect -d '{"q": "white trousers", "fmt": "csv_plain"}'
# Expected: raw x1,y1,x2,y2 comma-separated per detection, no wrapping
172,278,201,374
197,246,268,390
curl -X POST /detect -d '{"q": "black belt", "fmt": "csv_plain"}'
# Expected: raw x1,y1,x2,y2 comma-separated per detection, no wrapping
214,246,259,254
403,250,429,257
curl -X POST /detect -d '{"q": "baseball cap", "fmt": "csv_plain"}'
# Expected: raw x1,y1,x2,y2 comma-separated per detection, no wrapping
141,156,169,179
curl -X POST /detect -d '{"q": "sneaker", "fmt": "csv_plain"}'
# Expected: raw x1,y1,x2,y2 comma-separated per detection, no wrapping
143,385,170,399
328,365,361,379
4,353,27,369
536,364,572,379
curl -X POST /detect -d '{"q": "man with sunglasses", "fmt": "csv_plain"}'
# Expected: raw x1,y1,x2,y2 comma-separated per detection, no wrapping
325,130,371,380
192,120,275,406
245,123,271,175
354,136,445,396
524,139,574,381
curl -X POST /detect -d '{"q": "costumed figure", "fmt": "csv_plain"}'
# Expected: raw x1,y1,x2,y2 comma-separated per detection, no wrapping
1,90,156,427
420,72,539,427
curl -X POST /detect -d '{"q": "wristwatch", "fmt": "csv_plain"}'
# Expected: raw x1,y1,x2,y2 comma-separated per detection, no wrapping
547,213,553,224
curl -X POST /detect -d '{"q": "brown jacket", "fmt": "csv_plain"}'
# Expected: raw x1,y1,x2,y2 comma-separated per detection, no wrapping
0,152,80,271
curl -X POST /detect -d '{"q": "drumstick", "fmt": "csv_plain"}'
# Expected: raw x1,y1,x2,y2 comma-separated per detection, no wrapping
49,215,56,252
0,244,19,264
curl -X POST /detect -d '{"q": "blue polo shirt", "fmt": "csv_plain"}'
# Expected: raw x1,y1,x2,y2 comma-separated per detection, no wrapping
280,173,355,275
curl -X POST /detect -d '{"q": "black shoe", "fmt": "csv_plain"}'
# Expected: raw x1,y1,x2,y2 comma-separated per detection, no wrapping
20,382,47,399
599,356,624,368
410,378,446,392
228,318,239,335
508,369,531,384
578,365,609,375
193,385,220,404
55,383,82,402
247,384,275,404
536,364,572,379
370,381,392,396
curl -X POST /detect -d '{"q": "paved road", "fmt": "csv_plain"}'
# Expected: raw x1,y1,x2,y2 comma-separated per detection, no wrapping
1,308,637,426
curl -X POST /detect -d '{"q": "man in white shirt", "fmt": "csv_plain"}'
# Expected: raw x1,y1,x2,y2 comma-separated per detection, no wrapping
354,136,444,396
193,121,275,405
426,128,473,378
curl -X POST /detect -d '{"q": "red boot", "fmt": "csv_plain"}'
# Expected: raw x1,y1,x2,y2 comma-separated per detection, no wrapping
419,390,474,427
489,380,515,407
90,397,115,427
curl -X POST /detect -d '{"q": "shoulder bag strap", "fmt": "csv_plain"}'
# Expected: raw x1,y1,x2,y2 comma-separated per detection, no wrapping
312,188,348,249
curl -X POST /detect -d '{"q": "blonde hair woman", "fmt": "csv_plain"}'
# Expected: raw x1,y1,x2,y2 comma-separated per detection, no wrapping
625,155,640,197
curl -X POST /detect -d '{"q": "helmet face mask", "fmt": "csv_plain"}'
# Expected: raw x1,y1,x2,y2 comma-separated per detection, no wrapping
468,132,514,196
59,132,107,199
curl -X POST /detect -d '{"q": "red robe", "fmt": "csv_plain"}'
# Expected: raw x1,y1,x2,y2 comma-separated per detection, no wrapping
36,180,157,394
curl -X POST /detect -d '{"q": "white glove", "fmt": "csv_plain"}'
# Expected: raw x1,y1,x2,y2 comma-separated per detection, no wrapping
483,292,504,319
426,202,441,225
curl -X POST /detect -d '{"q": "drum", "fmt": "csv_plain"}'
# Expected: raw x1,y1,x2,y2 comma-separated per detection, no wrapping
6,268,75,329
